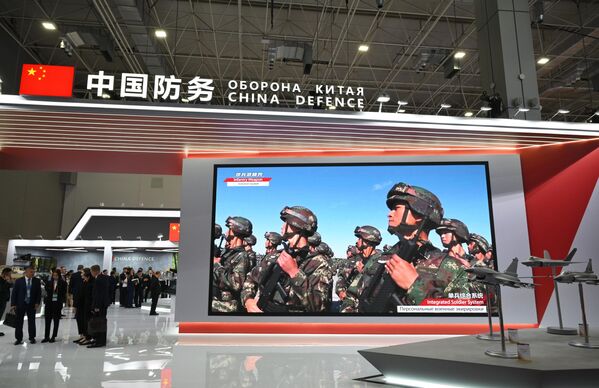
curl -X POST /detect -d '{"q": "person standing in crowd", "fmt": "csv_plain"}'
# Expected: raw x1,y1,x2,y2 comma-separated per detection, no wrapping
134,269,144,307
109,270,118,304
75,268,93,345
10,266,42,345
70,265,84,309
149,270,161,316
0,267,13,337
126,268,135,308
142,269,152,303
88,265,110,348
119,268,127,306
42,269,67,343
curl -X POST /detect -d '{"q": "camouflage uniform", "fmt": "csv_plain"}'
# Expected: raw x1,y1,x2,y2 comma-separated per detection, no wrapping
335,256,358,298
340,250,383,313
241,249,333,313
212,246,251,312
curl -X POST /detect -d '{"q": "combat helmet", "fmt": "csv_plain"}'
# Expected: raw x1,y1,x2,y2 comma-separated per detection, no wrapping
436,218,470,243
264,231,283,246
225,216,253,238
468,233,490,254
214,223,222,240
354,225,382,246
244,234,257,246
386,182,444,231
280,206,318,237
307,231,322,247
316,242,334,258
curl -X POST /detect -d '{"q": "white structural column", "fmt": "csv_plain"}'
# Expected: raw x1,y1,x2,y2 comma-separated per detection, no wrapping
475,0,541,120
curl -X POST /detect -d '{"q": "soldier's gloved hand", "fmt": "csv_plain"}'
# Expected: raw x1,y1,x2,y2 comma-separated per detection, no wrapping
277,251,299,278
385,254,419,290
213,257,221,264
244,298,263,313
356,260,364,273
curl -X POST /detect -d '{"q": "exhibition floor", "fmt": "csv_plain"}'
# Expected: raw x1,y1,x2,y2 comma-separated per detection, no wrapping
0,298,454,387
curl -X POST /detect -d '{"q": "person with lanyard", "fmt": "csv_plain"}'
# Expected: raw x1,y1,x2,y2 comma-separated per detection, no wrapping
42,269,67,343
10,266,42,345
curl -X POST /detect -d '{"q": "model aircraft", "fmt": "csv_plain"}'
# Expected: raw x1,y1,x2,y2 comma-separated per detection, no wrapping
521,248,580,268
554,259,598,284
465,258,534,288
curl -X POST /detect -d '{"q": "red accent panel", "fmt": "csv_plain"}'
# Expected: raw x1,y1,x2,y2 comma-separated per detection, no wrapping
179,322,538,335
520,140,599,322
169,223,180,242
0,147,183,175
188,149,515,159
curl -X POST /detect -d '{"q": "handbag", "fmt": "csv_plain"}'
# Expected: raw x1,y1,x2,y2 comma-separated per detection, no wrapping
3,311,17,328
87,316,107,335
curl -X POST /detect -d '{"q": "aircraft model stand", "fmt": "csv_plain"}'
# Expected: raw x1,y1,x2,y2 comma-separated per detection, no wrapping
476,285,500,341
569,282,599,349
547,266,578,335
484,285,518,358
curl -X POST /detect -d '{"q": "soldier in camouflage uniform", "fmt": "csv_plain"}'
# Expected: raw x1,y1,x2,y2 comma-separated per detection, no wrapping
213,223,224,260
242,206,333,313
361,183,480,312
212,216,253,313
257,231,283,267
307,232,321,254
243,234,258,270
338,226,383,313
436,218,472,267
467,233,492,267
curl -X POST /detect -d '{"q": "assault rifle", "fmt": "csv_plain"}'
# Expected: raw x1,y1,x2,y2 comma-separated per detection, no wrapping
359,224,425,313
257,243,307,312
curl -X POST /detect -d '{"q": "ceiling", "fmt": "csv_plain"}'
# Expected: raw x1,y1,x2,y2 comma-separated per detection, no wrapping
1,0,599,121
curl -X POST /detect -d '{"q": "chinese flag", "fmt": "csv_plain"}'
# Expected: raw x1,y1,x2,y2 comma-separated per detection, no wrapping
19,64,74,97
169,223,180,242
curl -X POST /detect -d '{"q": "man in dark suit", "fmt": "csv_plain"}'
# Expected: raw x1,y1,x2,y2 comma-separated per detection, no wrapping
42,269,67,343
69,265,84,304
149,271,161,316
10,266,42,345
88,265,110,348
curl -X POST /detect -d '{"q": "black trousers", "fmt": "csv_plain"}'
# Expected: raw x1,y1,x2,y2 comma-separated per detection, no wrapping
92,308,108,346
144,287,149,302
44,302,62,339
150,295,159,314
15,304,36,341
75,307,86,336
134,286,143,307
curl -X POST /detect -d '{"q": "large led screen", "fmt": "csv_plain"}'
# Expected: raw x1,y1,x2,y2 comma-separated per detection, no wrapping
210,162,496,316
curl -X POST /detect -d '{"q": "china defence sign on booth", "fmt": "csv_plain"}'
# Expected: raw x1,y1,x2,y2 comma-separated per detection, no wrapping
18,65,365,109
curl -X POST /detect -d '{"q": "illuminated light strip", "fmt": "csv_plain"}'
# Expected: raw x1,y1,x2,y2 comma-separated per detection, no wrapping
0,114,587,143
0,140,533,152
0,122,576,141
0,96,597,135
66,209,180,240
0,132,552,148
0,133,534,147
0,112,595,141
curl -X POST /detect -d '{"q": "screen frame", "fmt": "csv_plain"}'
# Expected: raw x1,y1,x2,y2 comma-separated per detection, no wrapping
208,160,498,317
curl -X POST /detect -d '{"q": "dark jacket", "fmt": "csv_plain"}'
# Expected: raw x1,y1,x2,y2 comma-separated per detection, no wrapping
92,274,111,310
82,278,94,313
44,278,67,305
11,276,42,307
70,271,83,296
149,276,161,297
0,276,11,302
